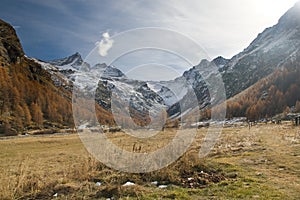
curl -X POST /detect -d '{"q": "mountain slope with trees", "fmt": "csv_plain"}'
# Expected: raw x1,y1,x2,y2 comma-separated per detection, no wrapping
0,19,74,135
226,55,300,121
0,19,117,135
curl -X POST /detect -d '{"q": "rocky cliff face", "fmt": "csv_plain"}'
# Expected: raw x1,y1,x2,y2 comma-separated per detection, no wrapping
0,19,24,65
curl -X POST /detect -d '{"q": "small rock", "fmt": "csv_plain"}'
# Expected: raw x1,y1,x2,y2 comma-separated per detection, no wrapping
151,181,158,185
158,185,168,189
96,182,102,186
256,172,263,176
122,181,135,186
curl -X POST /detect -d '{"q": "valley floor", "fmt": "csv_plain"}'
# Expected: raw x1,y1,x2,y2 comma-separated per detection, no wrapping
0,123,300,199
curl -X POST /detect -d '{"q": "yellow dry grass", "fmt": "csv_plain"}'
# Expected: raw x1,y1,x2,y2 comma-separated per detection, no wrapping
0,123,299,199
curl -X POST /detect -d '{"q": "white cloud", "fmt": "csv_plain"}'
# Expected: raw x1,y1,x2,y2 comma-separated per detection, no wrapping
102,32,110,39
98,32,114,57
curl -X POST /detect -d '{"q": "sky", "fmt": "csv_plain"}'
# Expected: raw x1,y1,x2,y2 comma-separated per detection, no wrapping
0,0,298,80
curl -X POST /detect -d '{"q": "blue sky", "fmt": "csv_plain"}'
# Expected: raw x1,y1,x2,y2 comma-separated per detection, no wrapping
0,0,298,80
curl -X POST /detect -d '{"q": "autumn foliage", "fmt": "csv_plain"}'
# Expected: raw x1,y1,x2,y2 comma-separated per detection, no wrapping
0,56,122,135
226,61,300,121
0,58,75,134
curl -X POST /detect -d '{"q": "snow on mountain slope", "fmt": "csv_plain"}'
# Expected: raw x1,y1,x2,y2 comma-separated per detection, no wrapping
47,52,88,71
147,79,188,106
37,53,168,128
147,58,222,112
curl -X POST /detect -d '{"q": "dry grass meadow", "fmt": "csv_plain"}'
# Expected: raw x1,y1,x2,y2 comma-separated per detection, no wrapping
1,122,300,199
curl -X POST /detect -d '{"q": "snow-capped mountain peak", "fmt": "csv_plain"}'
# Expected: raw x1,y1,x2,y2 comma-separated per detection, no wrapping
48,52,81,66
47,52,89,71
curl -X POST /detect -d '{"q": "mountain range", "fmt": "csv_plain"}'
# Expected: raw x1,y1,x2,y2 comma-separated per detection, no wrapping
1,2,300,135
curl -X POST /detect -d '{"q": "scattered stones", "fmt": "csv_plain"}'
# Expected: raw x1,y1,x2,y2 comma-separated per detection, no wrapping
158,185,168,189
122,181,135,187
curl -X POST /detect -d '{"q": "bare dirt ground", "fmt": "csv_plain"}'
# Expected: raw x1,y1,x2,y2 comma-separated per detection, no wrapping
0,123,300,199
